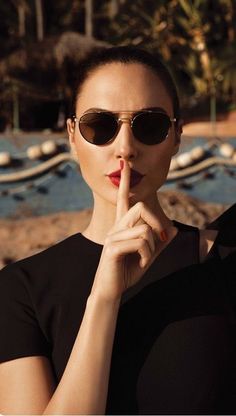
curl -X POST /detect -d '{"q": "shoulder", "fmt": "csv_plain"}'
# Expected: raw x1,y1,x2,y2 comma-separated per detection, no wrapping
0,232,87,295
1,231,84,276
0,231,102,298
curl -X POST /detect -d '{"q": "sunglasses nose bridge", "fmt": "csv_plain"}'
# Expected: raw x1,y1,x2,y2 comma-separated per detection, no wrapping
114,116,139,159
117,115,133,127
116,116,137,141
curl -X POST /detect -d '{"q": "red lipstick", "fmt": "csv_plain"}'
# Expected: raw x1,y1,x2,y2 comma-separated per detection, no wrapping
107,168,144,188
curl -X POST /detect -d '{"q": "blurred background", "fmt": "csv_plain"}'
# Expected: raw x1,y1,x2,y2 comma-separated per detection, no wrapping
0,0,236,267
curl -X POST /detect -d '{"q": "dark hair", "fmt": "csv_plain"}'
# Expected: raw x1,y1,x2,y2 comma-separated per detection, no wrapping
70,46,180,119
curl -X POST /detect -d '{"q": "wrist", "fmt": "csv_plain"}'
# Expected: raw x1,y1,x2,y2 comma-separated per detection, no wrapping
87,290,121,310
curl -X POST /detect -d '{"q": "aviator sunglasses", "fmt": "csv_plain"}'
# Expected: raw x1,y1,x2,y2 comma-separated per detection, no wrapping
72,110,177,146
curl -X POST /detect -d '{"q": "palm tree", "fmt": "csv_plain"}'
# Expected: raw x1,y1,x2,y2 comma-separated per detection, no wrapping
175,0,217,134
34,0,44,41
85,0,93,37
10,0,30,37
107,0,235,114
109,0,119,18
176,0,236,132
219,0,236,42
213,41,236,104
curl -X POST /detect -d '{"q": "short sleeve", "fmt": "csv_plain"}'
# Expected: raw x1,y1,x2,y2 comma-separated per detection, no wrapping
0,263,50,363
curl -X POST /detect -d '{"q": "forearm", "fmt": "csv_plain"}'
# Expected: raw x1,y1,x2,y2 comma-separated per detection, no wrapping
43,293,120,415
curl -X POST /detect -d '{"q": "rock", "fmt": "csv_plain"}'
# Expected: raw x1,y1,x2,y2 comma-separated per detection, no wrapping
219,143,235,158
27,145,43,160
0,152,11,166
41,140,57,155
169,158,179,171
176,152,193,168
190,146,205,161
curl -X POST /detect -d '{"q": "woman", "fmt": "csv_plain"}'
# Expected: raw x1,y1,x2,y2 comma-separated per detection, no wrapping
0,46,235,415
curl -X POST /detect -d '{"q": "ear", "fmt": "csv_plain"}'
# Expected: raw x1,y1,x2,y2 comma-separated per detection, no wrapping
67,118,79,162
172,118,183,156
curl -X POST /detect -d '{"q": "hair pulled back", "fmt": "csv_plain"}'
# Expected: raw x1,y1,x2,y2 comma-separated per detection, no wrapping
70,46,180,119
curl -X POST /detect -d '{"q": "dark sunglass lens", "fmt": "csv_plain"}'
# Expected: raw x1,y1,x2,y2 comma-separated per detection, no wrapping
79,113,117,145
133,112,171,145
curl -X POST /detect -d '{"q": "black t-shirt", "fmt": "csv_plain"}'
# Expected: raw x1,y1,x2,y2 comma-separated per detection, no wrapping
1,221,236,414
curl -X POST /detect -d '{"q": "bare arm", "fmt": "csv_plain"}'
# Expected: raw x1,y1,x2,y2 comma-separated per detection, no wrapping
0,356,56,414
0,294,120,415
44,293,120,414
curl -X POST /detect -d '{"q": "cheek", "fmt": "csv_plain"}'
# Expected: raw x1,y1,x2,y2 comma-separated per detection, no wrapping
79,152,96,184
150,144,173,169
74,140,106,187
74,140,92,176
147,145,173,184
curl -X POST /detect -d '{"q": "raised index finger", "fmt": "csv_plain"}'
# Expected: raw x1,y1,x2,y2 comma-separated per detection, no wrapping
115,160,131,222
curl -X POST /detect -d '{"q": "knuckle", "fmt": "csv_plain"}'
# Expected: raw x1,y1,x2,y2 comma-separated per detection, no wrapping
138,238,146,249
141,224,153,242
142,224,151,234
136,201,145,211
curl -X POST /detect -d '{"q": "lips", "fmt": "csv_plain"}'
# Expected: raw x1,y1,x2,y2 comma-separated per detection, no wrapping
108,168,144,188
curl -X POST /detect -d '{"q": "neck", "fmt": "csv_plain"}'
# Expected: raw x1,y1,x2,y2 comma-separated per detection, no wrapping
82,192,173,245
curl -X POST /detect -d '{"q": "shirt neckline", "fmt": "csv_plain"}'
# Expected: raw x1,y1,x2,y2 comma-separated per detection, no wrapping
79,221,190,251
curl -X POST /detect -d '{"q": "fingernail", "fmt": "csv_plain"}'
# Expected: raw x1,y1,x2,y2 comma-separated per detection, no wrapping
120,160,124,170
159,230,168,242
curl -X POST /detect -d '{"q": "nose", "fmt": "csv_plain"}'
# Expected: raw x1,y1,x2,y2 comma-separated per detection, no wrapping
114,121,138,161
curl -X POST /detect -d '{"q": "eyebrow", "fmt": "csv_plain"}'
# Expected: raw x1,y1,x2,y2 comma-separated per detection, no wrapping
84,106,168,114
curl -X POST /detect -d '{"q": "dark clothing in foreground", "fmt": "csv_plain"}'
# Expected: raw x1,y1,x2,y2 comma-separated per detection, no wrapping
207,202,236,246
0,220,236,414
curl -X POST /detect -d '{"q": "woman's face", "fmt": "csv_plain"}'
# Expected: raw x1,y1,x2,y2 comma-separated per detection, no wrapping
67,62,181,208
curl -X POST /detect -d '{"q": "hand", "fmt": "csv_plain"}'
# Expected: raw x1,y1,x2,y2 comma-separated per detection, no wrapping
91,160,168,302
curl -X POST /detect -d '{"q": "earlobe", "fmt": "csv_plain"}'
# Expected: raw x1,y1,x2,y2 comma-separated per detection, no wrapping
67,118,79,162
67,118,75,142
67,118,76,150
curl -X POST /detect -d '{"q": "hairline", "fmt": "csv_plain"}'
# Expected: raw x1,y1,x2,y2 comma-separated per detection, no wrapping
76,61,173,105
71,47,180,120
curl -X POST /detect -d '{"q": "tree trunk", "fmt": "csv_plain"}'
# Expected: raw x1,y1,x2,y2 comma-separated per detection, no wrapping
192,29,217,138
224,0,235,42
35,0,44,41
109,0,119,18
12,83,20,132
18,4,26,37
85,0,93,38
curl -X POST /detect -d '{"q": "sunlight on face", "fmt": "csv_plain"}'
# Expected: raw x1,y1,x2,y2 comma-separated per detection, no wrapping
67,63,180,209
